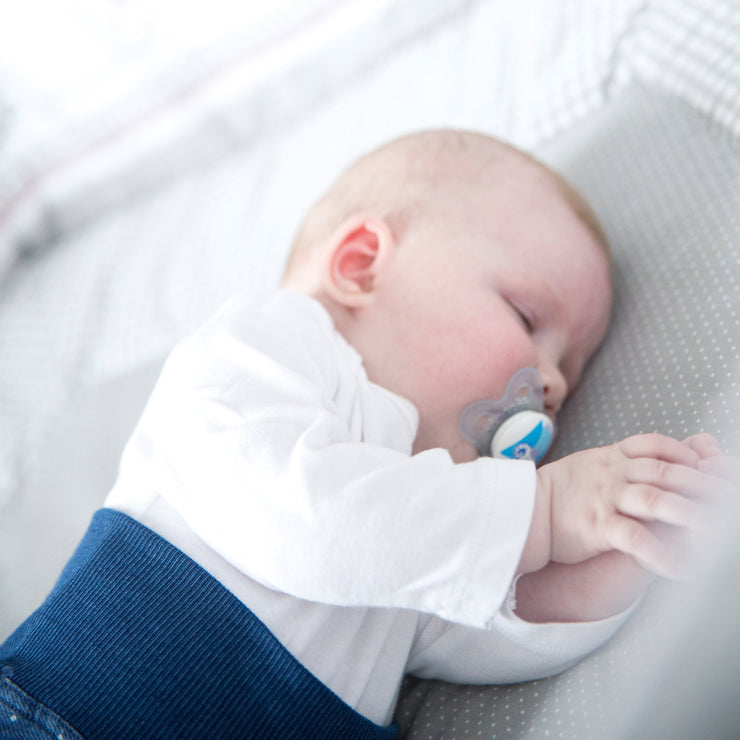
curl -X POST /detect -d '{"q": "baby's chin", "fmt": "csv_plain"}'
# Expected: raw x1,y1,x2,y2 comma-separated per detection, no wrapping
412,431,480,463
448,439,481,464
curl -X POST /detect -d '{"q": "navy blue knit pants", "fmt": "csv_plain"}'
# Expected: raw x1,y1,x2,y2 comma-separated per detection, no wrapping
0,509,398,739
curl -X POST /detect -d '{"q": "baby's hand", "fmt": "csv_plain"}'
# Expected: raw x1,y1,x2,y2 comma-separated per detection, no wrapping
536,433,733,578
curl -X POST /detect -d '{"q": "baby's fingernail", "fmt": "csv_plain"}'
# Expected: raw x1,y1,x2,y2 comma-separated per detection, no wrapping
701,434,722,455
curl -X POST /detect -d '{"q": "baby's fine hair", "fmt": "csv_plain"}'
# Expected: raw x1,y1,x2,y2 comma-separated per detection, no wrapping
282,129,610,283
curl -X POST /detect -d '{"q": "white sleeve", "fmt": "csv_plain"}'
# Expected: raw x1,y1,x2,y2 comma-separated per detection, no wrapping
407,586,637,683
108,292,537,628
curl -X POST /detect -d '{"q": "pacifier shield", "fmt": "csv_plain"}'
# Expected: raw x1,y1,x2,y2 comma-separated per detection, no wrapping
459,367,554,463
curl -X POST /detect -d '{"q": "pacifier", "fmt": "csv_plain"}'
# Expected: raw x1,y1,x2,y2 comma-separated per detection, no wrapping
459,367,554,464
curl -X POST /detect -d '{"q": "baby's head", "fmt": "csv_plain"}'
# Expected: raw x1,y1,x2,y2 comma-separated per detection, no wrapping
282,130,612,462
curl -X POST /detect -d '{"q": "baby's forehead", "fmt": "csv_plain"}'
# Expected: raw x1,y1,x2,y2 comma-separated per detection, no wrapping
453,152,609,261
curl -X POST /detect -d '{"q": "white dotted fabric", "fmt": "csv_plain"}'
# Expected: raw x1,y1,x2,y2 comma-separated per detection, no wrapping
0,0,641,276
1,1,739,736
547,90,740,460
395,84,740,740
616,0,740,139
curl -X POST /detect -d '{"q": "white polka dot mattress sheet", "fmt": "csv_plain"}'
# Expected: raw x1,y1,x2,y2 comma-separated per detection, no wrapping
2,1,740,738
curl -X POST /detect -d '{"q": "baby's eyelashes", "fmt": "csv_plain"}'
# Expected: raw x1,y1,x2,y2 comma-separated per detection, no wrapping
507,299,535,333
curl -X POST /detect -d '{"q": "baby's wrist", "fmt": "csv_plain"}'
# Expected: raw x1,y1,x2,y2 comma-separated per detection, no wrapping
516,473,552,575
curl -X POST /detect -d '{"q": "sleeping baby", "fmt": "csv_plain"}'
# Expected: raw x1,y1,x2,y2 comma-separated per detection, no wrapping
1,129,735,739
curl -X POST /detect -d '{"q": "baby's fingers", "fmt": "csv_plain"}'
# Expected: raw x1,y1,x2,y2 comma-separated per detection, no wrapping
617,485,711,534
625,458,731,501
604,514,686,579
683,433,722,459
698,455,740,484
617,433,700,467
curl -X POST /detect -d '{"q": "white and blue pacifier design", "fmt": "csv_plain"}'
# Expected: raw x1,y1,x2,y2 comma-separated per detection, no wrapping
459,367,554,464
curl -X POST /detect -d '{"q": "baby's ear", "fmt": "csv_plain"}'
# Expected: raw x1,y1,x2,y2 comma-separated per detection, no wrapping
323,216,395,307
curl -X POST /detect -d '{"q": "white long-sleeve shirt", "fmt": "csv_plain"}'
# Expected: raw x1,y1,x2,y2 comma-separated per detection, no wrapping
106,290,630,725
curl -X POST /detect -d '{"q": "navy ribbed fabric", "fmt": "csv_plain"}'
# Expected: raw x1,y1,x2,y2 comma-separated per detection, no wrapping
0,508,398,739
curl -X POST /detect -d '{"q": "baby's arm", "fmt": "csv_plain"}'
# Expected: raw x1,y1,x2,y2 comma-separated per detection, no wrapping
407,584,634,685
514,553,652,623
514,433,736,623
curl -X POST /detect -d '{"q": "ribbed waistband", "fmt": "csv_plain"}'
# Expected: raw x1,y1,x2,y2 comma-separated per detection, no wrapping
0,508,398,739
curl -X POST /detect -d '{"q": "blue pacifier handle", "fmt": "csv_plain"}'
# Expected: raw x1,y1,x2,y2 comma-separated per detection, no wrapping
459,367,554,464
